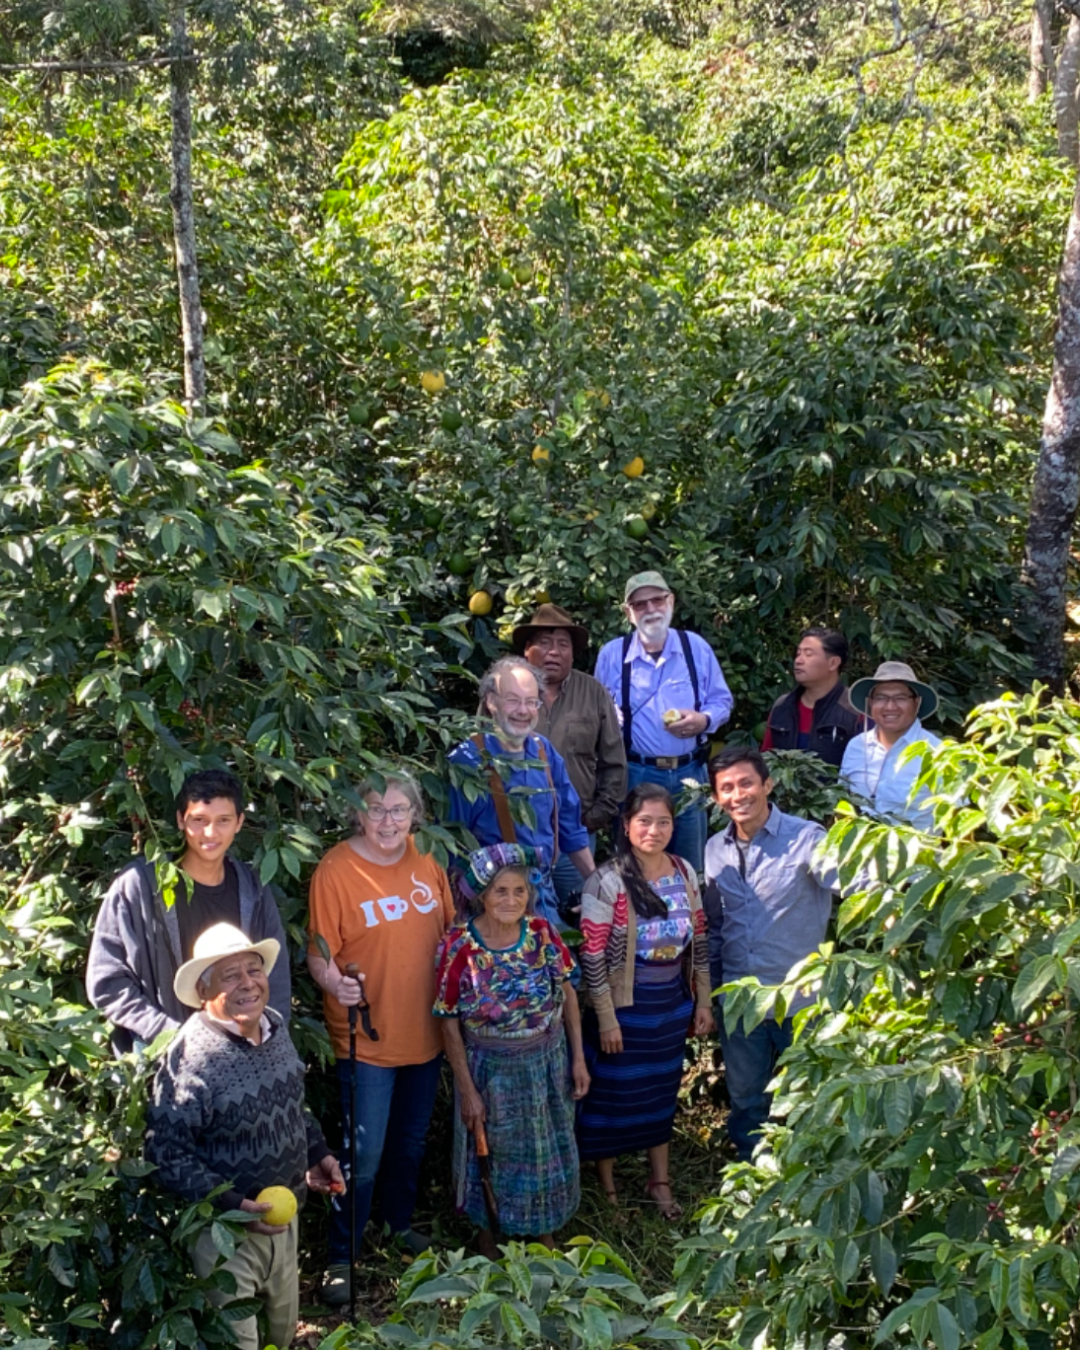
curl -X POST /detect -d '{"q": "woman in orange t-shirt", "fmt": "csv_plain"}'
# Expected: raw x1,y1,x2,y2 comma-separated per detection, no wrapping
307,771,454,1307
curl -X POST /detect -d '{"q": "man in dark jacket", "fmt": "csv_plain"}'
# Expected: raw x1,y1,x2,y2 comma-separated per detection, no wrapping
87,768,290,1052
761,628,862,770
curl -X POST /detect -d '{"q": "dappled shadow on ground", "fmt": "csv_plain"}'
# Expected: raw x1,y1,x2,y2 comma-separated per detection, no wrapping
295,1045,732,1341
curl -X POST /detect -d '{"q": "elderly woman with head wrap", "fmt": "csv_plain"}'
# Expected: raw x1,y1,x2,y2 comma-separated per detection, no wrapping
435,844,590,1258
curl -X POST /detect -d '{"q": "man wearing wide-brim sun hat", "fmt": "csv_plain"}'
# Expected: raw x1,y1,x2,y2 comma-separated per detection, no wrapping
512,604,627,908
839,660,944,832
146,923,342,1350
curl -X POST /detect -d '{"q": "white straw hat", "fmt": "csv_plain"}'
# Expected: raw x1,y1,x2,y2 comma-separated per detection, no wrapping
173,922,279,1010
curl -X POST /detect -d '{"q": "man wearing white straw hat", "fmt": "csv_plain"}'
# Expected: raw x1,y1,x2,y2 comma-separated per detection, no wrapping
840,661,944,832
146,923,342,1350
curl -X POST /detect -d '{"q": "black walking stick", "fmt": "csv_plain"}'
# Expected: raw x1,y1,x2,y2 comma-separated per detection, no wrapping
345,963,361,1326
474,1120,500,1241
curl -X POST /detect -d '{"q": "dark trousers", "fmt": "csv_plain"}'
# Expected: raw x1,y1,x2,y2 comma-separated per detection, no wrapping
718,1012,794,1161
328,1054,442,1264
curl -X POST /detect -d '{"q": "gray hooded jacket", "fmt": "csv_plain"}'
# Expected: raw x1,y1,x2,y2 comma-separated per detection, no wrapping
86,856,291,1051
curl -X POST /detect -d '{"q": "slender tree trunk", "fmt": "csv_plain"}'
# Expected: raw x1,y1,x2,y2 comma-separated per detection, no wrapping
168,0,206,411
1022,175,1080,692
1030,0,1055,101
1057,16,1080,163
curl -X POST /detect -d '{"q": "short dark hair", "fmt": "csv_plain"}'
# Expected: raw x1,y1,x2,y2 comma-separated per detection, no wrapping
799,627,848,670
177,769,245,816
708,746,771,788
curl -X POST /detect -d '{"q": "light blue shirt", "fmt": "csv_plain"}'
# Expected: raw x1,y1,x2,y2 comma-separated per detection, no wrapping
593,629,733,757
839,720,944,831
703,805,837,1016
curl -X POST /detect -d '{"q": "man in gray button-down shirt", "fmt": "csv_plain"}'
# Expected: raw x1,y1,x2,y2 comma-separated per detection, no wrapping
704,747,837,1160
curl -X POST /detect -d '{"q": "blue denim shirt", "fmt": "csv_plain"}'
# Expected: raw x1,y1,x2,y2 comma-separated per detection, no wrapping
703,805,837,1016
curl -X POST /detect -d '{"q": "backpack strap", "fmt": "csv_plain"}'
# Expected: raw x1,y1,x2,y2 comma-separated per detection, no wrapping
620,632,633,753
472,732,517,844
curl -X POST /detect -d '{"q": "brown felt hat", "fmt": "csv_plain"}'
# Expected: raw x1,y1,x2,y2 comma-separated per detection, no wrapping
511,603,590,661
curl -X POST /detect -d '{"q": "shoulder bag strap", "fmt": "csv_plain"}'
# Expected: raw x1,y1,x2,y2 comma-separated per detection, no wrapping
535,738,559,865
472,732,517,844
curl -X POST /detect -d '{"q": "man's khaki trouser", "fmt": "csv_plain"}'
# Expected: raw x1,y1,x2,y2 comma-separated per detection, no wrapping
192,1216,298,1350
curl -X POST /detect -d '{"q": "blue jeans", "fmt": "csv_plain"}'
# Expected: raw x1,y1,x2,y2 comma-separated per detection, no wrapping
719,1013,794,1161
551,833,597,910
625,759,707,874
328,1055,442,1263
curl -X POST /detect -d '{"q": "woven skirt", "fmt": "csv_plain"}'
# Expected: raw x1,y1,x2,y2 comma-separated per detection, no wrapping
454,1023,581,1236
576,965,693,1161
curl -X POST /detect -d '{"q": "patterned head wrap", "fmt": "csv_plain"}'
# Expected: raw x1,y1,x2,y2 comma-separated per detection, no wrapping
454,843,539,912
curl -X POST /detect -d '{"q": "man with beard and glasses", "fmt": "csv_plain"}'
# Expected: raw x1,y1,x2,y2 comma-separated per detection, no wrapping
446,656,596,930
594,572,734,874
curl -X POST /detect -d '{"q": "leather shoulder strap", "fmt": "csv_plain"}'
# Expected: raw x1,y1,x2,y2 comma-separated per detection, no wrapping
535,738,559,865
472,732,517,844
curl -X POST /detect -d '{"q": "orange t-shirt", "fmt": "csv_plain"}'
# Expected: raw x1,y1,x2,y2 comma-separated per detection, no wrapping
307,837,455,1067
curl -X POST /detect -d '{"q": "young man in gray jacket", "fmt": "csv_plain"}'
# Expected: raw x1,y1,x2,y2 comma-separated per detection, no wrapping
87,769,290,1052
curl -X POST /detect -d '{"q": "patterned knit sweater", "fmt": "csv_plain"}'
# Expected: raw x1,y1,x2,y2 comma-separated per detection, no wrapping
580,855,712,1034
145,1009,328,1212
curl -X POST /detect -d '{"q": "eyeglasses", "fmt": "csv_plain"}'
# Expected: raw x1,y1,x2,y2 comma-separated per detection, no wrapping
499,697,542,712
627,595,670,614
869,693,916,707
365,804,412,822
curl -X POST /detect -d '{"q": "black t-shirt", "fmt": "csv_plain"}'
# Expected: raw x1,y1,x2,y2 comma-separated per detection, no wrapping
174,858,242,960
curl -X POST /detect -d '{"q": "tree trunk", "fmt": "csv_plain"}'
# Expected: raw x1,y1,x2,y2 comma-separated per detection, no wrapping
1022,175,1080,692
1056,15,1080,163
1030,0,1055,101
168,0,206,411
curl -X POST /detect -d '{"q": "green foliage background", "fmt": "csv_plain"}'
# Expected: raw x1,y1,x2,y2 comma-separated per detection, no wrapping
0,0,1078,1345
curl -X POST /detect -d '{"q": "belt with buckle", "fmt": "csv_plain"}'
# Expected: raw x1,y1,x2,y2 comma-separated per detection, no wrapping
627,750,706,770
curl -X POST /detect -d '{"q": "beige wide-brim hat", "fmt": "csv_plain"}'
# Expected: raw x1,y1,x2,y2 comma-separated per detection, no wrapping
849,660,939,719
174,921,280,1009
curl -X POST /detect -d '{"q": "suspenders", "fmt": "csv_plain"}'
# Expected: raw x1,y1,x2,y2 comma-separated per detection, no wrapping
620,629,702,753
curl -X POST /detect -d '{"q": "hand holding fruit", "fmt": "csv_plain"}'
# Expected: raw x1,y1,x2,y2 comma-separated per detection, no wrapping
664,709,709,738
242,1186,295,1236
306,1154,345,1195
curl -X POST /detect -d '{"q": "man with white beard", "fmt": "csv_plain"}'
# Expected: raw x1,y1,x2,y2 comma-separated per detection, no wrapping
594,572,734,874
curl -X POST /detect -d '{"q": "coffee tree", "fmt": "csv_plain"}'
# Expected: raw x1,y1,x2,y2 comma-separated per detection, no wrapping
676,690,1080,1348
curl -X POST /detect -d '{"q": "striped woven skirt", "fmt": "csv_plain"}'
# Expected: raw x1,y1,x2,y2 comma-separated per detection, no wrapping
454,1022,581,1236
576,963,693,1161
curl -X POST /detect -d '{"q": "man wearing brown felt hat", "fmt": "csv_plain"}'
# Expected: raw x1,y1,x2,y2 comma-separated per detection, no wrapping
512,604,627,907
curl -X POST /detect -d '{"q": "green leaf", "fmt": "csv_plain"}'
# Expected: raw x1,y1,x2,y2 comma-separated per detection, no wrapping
870,1230,898,1295
882,1077,912,1136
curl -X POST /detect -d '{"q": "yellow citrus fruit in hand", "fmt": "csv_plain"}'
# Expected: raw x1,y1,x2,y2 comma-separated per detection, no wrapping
421,370,446,394
622,456,645,478
256,1186,297,1226
469,590,494,616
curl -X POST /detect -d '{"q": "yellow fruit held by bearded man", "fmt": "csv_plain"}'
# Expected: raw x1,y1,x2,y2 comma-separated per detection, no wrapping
256,1186,298,1226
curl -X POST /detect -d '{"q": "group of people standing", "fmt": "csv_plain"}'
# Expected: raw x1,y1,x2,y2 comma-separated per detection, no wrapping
85,568,947,1349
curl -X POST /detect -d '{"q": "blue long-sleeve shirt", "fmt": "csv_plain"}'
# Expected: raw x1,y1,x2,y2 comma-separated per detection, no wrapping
703,805,837,1017
593,628,733,757
446,732,589,870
